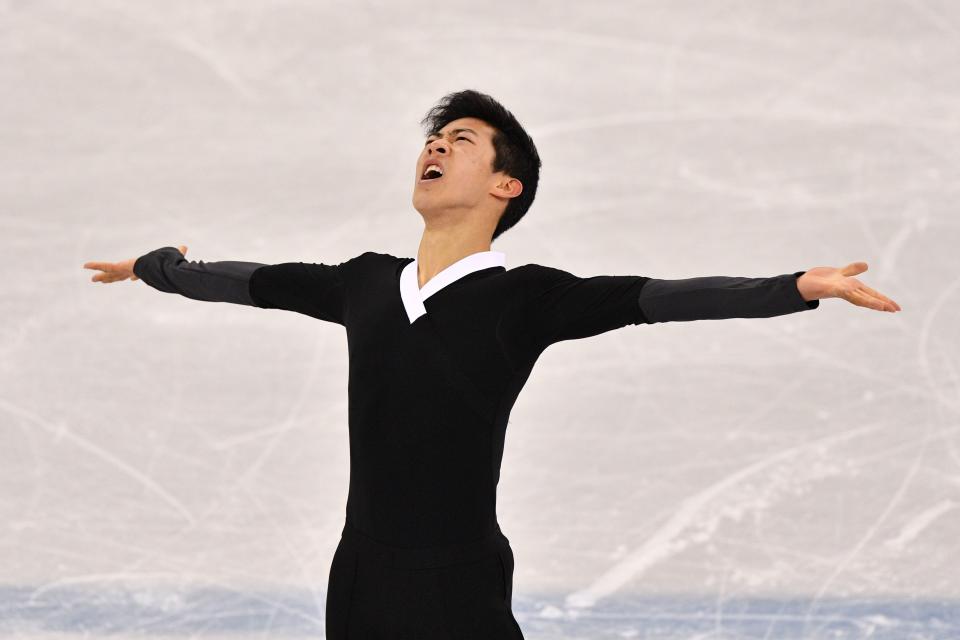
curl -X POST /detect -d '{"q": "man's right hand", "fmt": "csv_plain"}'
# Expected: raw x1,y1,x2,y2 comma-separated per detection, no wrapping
84,245,188,283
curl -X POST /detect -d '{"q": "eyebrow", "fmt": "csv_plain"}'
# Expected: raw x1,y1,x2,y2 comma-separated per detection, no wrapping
426,128,478,139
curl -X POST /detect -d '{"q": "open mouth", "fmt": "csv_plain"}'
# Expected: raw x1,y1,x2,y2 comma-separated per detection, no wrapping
420,163,444,182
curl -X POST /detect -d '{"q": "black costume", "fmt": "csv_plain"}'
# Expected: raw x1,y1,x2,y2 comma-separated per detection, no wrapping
133,246,818,638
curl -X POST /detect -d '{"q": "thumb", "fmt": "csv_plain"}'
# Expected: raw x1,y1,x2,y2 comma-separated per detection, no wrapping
840,261,868,277
178,245,188,256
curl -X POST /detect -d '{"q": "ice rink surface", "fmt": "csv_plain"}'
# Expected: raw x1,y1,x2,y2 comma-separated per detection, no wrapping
2,0,959,637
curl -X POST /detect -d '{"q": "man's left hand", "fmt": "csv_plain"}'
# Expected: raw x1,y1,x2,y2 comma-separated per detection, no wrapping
796,262,901,312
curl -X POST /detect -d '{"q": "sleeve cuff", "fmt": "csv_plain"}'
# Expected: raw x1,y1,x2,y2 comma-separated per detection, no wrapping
132,246,183,285
789,271,820,311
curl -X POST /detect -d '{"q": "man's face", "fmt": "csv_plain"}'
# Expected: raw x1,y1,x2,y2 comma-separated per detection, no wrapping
412,117,517,223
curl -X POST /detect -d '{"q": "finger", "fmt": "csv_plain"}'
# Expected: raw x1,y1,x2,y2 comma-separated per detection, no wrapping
178,245,188,255
861,284,900,311
83,262,110,270
857,286,896,311
846,288,890,312
840,261,868,277
89,269,111,280
87,262,124,274
857,283,900,311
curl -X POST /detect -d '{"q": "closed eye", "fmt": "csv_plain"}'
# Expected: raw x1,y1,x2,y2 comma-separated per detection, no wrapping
424,136,474,146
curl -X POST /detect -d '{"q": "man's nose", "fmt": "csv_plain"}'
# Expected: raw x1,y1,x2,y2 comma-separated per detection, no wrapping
427,141,448,154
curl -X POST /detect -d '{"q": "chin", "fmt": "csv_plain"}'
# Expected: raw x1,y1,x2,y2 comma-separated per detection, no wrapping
411,195,433,216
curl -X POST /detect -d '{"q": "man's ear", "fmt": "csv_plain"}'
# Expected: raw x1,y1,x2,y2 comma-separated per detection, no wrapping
492,176,523,200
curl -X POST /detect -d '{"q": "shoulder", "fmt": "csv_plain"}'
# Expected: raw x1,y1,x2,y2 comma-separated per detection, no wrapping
362,250,408,261
344,250,410,266
511,263,577,275
508,262,578,288
327,251,415,292
340,250,410,275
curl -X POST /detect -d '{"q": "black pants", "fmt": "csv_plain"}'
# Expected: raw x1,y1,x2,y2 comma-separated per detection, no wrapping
325,520,525,639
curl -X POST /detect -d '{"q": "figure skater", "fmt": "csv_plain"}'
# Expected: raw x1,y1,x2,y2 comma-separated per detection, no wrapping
83,89,901,639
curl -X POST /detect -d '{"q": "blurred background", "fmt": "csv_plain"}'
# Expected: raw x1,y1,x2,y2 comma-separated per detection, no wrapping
3,0,959,637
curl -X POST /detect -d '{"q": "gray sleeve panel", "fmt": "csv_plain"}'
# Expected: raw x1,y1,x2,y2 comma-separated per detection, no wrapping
637,270,819,324
133,246,265,306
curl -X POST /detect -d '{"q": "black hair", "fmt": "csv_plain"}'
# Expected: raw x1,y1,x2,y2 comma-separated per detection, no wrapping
419,89,541,243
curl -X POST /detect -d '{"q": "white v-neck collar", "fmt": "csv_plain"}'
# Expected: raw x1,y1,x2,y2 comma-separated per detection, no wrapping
400,250,506,324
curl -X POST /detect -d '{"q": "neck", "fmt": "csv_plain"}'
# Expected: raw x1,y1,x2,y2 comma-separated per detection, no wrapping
416,226,493,289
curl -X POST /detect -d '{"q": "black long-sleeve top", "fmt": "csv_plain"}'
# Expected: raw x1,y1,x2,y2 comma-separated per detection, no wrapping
133,247,818,548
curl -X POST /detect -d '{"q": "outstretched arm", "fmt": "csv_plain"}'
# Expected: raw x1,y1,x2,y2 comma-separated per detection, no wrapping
84,245,261,305
640,260,900,322
130,245,264,306
84,245,349,324
520,259,900,352
639,271,818,323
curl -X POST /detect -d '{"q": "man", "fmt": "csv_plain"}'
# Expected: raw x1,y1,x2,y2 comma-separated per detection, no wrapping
83,89,901,639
